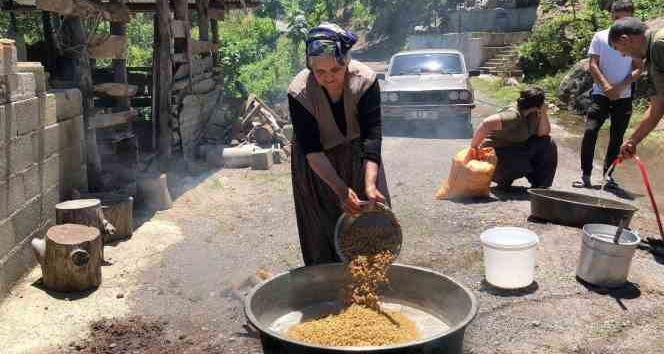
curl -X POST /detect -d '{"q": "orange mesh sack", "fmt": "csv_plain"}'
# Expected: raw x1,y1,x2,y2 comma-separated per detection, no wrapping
434,147,498,199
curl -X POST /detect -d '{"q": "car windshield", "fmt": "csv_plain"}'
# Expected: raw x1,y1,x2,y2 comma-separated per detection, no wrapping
389,53,463,76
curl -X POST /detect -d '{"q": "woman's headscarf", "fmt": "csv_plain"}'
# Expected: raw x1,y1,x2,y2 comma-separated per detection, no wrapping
305,23,358,68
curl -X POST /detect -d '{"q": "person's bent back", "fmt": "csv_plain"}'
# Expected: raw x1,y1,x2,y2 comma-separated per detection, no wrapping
468,87,558,189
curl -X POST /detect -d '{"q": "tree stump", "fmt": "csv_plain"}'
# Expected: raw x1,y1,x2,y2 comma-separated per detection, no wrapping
77,193,134,242
36,224,103,292
56,199,116,243
137,173,172,210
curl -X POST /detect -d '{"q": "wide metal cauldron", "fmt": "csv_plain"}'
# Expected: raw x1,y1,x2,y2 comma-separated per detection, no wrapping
528,189,638,227
245,263,478,354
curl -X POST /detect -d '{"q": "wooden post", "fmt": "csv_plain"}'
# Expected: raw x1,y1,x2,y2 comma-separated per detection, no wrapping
110,0,130,111
41,11,60,75
197,0,210,58
32,224,103,292
156,0,173,171
211,19,220,65
64,16,104,191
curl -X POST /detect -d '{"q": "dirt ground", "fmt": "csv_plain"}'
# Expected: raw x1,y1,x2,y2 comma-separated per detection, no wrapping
1,95,664,354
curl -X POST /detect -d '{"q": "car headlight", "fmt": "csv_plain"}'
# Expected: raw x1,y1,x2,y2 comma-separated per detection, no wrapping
448,91,459,101
388,93,399,102
459,90,471,101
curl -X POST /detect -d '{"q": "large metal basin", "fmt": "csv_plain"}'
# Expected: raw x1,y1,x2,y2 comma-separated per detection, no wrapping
528,189,638,228
245,263,478,354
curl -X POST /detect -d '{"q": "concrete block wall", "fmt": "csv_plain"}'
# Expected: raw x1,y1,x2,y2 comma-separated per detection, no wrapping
0,39,87,298
445,6,538,33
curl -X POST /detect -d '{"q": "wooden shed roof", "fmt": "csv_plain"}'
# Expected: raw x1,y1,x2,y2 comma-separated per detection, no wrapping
8,0,260,11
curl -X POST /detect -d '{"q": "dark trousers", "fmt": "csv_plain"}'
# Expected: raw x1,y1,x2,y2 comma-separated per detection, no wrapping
493,136,558,188
581,95,632,177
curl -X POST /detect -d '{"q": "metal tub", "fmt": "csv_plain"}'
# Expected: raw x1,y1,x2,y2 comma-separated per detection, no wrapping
528,189,638,228
576,224,641,288
245,264,478,354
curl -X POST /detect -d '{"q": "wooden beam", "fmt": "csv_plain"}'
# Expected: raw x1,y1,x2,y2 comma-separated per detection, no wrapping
211,19,220,65
94,83,138,97
190,40,219,54
93,109,137,129
36,0,130,22
197,0,210,42
156,0,173,170
111,0,130,111
88,35,127,59
64,16,104,191
208,8,225,20
171,20,188,39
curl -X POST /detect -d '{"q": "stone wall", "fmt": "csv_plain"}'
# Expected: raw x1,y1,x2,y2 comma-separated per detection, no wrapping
406,31,530,70
0,39,87,298
174,56,224,158
445,6,538,33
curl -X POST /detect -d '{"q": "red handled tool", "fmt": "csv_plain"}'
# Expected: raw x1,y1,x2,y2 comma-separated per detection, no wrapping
607,157,664,240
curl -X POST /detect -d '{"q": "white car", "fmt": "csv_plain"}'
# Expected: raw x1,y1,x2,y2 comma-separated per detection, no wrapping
380,49,479,137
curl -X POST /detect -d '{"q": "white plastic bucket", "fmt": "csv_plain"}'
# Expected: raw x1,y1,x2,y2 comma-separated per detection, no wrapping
480,227,539,289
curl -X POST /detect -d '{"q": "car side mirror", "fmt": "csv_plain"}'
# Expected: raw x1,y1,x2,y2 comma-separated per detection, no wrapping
469,70,481,77
376,72,386,81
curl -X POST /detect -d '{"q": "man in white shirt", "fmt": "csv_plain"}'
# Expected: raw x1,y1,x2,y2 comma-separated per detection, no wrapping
575,0,642,189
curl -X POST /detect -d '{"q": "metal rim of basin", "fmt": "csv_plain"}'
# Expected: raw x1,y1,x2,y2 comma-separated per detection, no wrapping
527,188,638,212
243,263,479,352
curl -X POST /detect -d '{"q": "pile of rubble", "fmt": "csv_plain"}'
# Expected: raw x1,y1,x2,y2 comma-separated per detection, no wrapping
199,95,293,171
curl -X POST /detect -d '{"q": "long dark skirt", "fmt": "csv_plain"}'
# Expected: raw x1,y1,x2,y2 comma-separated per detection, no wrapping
291,138,391,266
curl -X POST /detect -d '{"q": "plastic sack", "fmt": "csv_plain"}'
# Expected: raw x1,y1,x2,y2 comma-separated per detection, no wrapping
435,147,498,200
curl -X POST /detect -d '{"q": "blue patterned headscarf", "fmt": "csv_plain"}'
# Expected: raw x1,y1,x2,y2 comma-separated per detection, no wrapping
305,23,358,68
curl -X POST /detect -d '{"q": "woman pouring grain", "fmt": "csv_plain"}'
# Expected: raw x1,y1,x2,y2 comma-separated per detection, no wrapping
288,23,391,266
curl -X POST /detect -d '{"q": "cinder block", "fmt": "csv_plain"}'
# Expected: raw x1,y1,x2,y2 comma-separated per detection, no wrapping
41,185,58,221
0,73,36,104
57,118,73,148
8,174,25,216
0,217,16,260
252,148,274,170
0,39,17,75
7,97,40,138
0,182,7,220
53,88,82,121
40,92,57,127
0,144,7,180
0,229,40,298
41,153,59,192
42,123,61,159
0,105,6,145
16,62,46,94
12,195,41,244
8,133,35,176
22,165,39,201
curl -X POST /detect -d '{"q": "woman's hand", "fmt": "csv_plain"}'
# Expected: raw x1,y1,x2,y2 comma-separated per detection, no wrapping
337,186,362,216
365,184,386,211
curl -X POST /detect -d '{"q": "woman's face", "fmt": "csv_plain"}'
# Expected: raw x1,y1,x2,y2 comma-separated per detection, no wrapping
310,56,347,93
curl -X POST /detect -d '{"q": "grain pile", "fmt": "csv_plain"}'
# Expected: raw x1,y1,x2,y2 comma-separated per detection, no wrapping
287,212,419,347
287,303,419,347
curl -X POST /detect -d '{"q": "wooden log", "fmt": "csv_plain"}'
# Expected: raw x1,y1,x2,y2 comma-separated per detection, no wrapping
56,199,116,239
78,193,134,241
88,35,127,59
253,123,274,146
137,174,172,210
32,224,103,292
156,0,173,170
94,83,138,97
93,109,137,129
